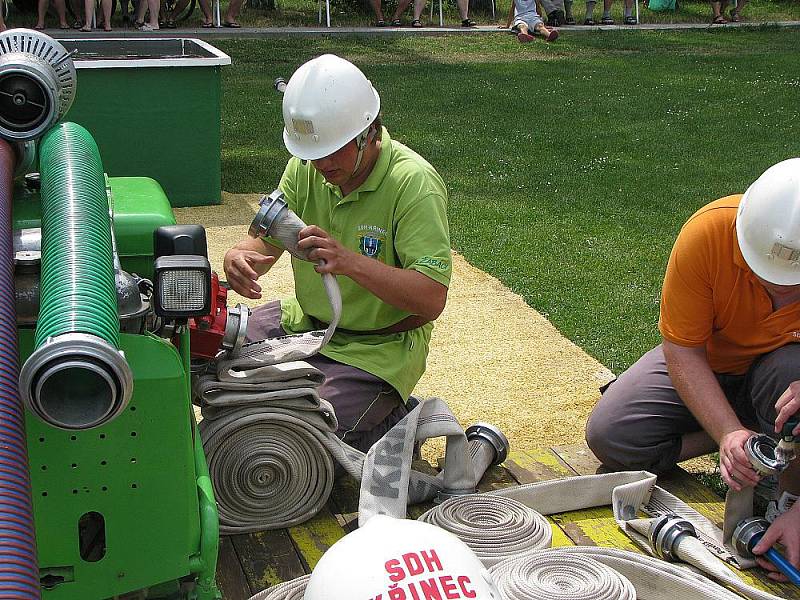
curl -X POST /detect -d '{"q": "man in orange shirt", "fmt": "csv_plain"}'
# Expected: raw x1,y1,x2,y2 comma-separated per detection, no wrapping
586,159,800,580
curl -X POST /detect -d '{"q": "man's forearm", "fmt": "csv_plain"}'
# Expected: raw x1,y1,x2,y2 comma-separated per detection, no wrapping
347,254,447,321
662,339,744,443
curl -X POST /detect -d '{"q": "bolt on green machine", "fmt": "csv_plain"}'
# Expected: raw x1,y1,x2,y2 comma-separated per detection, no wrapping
0,29,223,599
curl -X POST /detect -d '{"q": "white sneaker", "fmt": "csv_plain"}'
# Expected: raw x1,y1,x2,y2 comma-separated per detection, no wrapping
765,491,798,523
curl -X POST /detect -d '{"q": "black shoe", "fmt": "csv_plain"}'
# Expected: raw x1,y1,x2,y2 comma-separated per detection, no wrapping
461,18,476,26
565,15,576,24
547,9,565,25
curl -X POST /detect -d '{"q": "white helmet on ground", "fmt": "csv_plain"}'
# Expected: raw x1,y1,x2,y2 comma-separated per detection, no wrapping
303,515,501,600
737,158,800,285
282,54,381,161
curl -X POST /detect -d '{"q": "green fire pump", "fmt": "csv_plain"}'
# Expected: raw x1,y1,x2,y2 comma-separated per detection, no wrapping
0,29,228,599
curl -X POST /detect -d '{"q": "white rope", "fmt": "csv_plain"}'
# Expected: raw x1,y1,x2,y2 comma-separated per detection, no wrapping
248,575,309,600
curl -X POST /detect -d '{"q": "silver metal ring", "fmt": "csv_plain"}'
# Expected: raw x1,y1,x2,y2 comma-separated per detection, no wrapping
744,434,787,476
648,514,696,562
732,516,768,559
20,332,133,430
465,422,510,465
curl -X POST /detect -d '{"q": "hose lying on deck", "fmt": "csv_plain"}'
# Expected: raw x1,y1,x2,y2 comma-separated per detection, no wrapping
19,122,132,430
0,137,40,599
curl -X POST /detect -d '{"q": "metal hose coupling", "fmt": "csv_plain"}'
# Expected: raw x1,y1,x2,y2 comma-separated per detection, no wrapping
248,189,313,261
466,422,510,466
744,434,789,477
648,514,697,561
20,332,133,430
733,516,800,585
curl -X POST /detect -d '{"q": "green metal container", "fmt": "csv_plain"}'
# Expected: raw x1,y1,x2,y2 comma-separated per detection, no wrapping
59,38,230,208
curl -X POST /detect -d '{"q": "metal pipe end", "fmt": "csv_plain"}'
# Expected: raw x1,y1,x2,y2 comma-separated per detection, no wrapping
20,332,133,430
745,434,787,477
732,517,769,559
222,303,250,355
465,422,510,466
248,189,287,239
648,513,696,561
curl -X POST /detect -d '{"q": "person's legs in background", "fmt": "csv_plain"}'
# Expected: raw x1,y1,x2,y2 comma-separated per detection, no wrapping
600,0,614,24
583,0,596,23
223,0,243,26
710,0,729,23
457,0,475,26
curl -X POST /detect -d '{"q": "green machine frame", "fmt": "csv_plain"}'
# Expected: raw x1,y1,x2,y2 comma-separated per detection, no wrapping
15,176,221,600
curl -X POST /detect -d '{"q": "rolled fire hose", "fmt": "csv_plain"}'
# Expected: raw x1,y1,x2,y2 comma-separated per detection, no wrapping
197,193,508,532
416,479,787,600
19,122,133,430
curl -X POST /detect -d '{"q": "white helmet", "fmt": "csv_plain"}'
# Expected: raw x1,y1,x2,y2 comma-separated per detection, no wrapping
282,54,381,161
737,158,800,285
303,515,501,600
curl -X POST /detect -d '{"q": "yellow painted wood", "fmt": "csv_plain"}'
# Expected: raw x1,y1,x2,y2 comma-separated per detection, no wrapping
549,517,576,548
287,508,346,571
551,507,643,553
505,448,575,484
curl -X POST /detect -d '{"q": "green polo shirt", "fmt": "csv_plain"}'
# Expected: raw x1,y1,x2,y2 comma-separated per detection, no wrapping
264,128,451,400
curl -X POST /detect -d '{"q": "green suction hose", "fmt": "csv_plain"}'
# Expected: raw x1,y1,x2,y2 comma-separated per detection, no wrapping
20,122,133,430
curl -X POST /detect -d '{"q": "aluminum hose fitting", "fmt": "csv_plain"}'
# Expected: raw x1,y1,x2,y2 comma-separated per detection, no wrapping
19,332,133,430
648,513,697,562
249,189,289,239
744,434,789,477
465,422,510,466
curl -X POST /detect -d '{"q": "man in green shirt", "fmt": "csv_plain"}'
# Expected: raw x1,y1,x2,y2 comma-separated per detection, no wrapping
224,54,452,452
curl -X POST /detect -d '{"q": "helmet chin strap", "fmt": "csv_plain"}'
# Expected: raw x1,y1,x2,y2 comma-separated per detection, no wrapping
350,124,377,178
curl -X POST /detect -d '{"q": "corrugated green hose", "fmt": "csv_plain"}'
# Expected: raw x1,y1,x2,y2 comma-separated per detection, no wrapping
35,122,119,348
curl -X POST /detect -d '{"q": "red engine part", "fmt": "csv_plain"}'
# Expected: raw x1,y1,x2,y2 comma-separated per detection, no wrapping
188,272,229,360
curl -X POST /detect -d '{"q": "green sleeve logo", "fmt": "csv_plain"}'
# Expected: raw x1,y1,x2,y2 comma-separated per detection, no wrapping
414,256,449,271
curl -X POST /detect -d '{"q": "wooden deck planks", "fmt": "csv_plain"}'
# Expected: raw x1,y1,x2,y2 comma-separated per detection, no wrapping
216,442,798,598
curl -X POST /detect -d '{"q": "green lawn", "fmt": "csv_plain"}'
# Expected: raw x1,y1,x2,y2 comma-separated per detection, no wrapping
216,28,800,375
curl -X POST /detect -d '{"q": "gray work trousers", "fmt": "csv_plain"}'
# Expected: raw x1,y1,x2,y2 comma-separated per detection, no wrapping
246,300,407,453
585,343,800,473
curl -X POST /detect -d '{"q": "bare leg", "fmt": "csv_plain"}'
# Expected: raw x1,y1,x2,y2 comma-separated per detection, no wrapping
412,0,426,21
533,20,557,40
390,0,412,21
0,11,6,31
368,0,385,22
730,0,745,19
147,0,159,27
224,0,242,23
102,0,112,29
135,0,147,23
81,0,94,30
711,0,725,20
197,0,213,24
36,0,47,27
167,0,188,20
456,0,469,20
54,0,69,27
678,430,718,461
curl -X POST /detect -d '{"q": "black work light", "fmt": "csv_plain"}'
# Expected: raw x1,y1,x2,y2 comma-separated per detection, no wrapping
152,225,213,319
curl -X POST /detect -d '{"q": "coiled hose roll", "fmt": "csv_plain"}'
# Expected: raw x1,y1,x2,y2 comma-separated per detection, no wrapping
20,122,132,430
0,138,40,598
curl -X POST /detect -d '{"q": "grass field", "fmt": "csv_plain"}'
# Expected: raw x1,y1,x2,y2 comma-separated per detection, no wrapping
216,28,800,375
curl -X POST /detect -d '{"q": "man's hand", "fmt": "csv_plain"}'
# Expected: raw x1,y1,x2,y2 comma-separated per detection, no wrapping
719,428,760,491
752,503,800,582
775,381,800,436
297,225,362,276
223,248,276,299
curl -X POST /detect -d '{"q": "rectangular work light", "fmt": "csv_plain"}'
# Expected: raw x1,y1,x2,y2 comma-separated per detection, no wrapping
152,254,212,319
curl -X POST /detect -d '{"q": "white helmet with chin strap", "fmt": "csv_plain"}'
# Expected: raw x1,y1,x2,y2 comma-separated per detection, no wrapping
282,54,380,168
302,515,502,600
737,158,800,285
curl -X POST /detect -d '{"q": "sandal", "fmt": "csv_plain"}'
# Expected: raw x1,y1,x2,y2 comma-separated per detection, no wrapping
600,16,614,24
375,19,386,26
712,15,726,23
565,16,576,24
390,18,402,25
202,21,214,27
517,30,534,41
164,19,177,28
623,15,636,24
411,18,422,26
729,10,739,20
583,18,595,24
461,18,476,26
545,28,559,41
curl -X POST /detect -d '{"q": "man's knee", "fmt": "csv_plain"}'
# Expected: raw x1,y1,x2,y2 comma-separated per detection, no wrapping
748,343,800,428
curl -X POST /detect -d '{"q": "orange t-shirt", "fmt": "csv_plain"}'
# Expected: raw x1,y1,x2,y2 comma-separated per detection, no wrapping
659,195,800,375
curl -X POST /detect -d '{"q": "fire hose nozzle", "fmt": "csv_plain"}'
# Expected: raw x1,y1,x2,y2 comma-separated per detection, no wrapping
648,513,697,562
465,422,510,466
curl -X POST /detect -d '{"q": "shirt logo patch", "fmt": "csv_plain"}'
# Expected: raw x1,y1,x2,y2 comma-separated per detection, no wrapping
359,234,384,259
